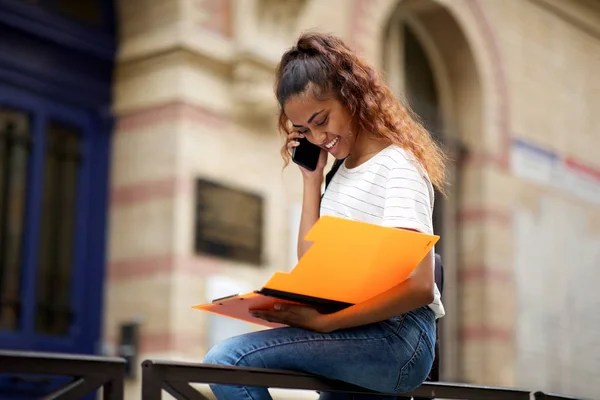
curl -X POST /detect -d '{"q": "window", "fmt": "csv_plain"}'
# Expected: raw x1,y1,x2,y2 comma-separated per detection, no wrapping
0,108,31,331
17,0,103,26
0,94,93,353
55,0,103,26
35,121,82,336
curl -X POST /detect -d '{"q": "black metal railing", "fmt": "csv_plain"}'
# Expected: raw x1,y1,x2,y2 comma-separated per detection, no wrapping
141,360,535,400
0,350,126,399
0,351,585,400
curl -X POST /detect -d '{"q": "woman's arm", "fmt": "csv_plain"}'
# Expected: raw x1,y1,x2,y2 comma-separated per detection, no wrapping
297,177,322,259
322,157,438,331
285,134,327,260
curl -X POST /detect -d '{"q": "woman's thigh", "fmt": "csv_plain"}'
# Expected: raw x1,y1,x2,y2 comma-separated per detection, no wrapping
386,306,437,393
203,306,436,395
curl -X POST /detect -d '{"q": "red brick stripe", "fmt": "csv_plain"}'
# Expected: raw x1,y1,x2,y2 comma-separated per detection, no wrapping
564,157,600,182
108,254,219,281
461,325,513,342
107,158,509,210
111,178,192,206
105,331,207,354
116,101,226,133
140,331,207,353
108,255,176,280
460,151,506,168
459,267,513,284
457,208,510,225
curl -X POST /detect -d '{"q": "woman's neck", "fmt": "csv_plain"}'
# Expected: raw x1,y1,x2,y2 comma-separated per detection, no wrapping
345,133,390,169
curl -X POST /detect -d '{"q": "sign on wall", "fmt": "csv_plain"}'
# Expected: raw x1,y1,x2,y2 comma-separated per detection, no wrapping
511,138,600,205
194,178,264,265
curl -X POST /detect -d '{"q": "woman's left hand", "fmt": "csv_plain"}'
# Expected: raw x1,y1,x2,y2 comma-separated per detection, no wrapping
250,304,334,333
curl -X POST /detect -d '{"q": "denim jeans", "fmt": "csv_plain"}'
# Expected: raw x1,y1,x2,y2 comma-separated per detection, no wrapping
203,306,436,400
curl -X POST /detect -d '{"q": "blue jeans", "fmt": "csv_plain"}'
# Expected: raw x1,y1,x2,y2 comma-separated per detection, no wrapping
203,306,436,400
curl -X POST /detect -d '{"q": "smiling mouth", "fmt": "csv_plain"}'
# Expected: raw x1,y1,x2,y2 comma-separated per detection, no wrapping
324,136,339,150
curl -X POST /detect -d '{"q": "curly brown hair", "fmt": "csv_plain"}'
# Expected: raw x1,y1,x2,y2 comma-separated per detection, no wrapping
274,32,448,195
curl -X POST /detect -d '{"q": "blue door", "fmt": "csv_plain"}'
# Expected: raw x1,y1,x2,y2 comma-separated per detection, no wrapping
0,1,114,396
0,85,111,398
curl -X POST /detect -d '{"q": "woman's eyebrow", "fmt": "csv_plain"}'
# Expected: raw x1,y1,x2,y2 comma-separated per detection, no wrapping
292,109,325,127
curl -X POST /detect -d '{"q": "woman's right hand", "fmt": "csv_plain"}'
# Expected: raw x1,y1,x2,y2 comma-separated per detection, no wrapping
287,132,328,182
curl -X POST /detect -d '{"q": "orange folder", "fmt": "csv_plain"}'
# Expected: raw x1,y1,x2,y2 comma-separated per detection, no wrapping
196,292,303,328
193,216,439,328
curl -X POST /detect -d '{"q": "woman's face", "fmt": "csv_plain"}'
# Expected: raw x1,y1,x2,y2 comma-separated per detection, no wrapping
284,94,356,160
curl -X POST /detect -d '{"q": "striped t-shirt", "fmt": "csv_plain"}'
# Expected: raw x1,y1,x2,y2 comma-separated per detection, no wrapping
320,144,445,319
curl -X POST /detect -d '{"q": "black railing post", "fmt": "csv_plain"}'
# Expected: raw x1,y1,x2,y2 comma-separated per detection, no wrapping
142,360,166,400
103,373,125,400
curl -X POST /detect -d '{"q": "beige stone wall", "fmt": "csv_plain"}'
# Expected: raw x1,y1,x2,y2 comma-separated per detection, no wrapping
485,0,600,398
103,0,600,398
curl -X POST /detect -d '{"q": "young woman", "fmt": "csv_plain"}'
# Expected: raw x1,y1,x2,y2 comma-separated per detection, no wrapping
203,32,447,400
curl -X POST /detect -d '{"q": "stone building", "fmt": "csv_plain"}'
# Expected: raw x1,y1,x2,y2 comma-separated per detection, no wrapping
1,0,599,399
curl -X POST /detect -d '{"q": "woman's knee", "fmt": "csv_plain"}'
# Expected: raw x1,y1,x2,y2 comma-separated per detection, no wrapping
203,331,269,368
203,336,242,366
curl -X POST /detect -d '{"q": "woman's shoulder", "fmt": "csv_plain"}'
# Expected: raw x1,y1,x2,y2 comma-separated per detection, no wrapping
381,145,432,188
378,145,421,171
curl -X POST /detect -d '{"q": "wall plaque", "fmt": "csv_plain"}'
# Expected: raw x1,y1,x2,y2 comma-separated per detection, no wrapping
194,178,264,265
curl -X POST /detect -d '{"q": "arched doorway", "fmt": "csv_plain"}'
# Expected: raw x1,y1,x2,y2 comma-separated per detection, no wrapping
383,0,483,382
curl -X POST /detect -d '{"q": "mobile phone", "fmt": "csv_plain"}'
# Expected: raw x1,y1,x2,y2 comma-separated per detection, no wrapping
292,138,321,171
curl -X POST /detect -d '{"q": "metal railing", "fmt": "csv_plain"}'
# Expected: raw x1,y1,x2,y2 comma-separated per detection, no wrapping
0,350,126,400
141,360,534,400
0,351,585,400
